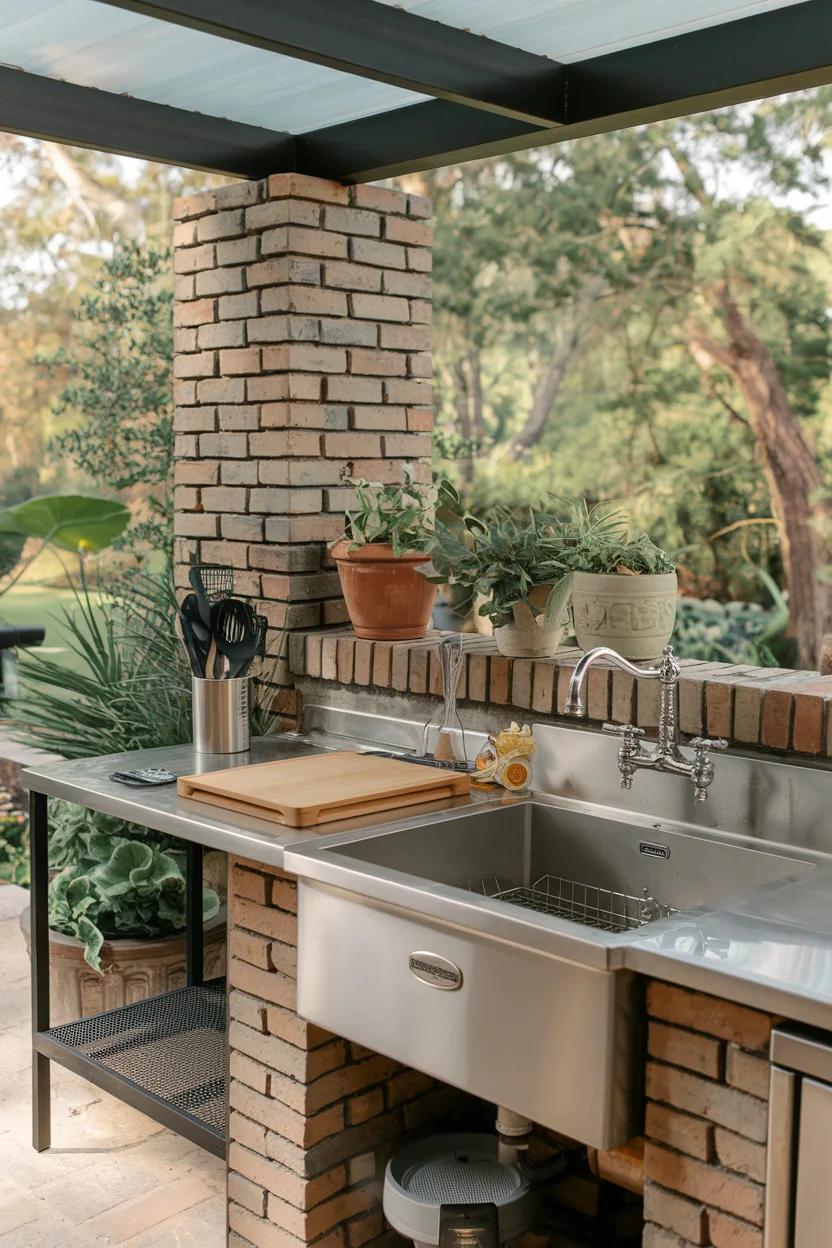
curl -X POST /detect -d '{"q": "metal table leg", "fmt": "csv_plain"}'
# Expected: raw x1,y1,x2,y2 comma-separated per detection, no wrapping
30,790,50,1151
186,841,204,987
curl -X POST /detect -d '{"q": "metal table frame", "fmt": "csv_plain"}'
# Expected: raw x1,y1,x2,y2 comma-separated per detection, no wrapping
29,788,226,1158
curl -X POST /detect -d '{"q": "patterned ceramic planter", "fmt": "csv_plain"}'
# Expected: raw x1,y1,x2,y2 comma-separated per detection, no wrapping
493,584,566,659
571,571,678,661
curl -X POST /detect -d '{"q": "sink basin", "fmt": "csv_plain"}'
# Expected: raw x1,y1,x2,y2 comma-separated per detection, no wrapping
331,800,814,929
286,797,812,1149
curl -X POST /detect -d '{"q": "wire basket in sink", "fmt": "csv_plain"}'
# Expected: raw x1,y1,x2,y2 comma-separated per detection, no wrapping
469,874,677,934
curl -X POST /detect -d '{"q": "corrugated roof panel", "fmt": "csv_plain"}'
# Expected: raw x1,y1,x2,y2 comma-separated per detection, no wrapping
374,0,811,62
0,0,427,134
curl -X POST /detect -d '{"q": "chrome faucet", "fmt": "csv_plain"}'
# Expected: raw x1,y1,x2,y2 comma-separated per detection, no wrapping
566,644,727,802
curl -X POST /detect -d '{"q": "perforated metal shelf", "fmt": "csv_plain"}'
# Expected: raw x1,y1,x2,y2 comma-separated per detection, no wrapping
38,979,227,1155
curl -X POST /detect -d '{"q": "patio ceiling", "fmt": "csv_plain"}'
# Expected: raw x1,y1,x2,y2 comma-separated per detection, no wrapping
0,0,830,180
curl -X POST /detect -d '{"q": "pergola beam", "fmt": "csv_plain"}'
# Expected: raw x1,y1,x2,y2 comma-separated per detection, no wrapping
90,0,566,128
296,0,832,181
0,65,295,177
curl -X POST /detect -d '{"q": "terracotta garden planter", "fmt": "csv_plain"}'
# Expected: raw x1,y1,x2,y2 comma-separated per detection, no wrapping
571,570,678,661
20,906,227,1026
331,541,437,640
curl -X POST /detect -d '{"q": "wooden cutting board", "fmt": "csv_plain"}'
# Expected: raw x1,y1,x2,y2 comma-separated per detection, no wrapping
177,751,471,828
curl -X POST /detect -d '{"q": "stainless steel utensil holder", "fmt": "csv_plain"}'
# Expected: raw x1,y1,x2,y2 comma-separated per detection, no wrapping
192,676,250,753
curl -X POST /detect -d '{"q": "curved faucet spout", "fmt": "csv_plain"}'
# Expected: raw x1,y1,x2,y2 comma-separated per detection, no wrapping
566,646,662,716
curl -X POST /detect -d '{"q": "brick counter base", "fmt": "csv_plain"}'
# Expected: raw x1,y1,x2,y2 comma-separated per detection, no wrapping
227,856,470,1248
289,628,832,755
643,981,776,1248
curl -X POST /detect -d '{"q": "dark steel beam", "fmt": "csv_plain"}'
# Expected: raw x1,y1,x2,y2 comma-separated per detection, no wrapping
0,65,295,178
295,0,832,182
91,0,565,127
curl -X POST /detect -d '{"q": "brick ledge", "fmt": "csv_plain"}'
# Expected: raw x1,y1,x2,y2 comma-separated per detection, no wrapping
288,628,832,756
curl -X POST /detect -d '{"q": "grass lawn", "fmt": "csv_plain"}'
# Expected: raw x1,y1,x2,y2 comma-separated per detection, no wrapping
0,584,108,678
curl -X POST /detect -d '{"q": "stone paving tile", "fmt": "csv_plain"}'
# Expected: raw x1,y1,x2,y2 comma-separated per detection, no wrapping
0,905,226,1248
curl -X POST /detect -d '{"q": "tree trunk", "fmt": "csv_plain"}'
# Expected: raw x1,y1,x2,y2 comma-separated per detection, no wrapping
453,353,482,484
689,282,831,668
509,277,603,458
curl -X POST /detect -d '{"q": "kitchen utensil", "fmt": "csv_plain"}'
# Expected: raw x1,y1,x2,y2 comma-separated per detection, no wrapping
179,594,211,673
192,675,251,752
361,750,475,773
420,634,466,762
189,564,234,629
177,751,471,827
213,598,259,677
176,612,205,678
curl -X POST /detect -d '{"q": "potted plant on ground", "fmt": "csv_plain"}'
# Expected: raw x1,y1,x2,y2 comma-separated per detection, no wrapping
331,470,455,641
558,504,677,661
426,505,574,658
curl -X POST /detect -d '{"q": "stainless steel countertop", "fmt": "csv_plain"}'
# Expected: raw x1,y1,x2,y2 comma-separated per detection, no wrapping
22,732,832,1032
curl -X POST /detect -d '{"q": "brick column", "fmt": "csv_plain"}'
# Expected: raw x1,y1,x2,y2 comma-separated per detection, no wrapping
171,174,433,693
643,981,774,1248
227,857,469,1248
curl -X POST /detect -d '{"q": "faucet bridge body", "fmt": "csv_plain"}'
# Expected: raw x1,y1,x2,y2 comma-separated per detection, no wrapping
566,645,726,802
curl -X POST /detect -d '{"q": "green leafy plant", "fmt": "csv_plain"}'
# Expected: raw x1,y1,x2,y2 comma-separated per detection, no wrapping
0,493,131,595
555,502,676,576
342,469,456,556
427,504,571,629
47,803,219,972
41,243,174,558
0,812,28,886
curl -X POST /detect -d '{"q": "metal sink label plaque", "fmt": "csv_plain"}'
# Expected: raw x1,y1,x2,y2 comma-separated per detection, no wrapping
409,952,463,990
640,841,671,860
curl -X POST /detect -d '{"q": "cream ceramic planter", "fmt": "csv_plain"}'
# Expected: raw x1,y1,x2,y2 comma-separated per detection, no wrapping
571,570,678,661
493,584,566,659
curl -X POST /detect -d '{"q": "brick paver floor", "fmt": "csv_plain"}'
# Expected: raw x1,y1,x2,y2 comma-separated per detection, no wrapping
0,886,226,1247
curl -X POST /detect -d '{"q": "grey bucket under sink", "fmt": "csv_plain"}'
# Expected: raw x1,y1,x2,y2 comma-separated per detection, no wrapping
285,797,813,1148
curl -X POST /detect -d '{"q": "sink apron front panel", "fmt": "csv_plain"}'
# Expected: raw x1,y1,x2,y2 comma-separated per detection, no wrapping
297,879,643,1150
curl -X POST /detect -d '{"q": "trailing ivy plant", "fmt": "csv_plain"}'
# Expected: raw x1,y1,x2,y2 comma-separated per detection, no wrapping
47,803,220,972
342,468,457,556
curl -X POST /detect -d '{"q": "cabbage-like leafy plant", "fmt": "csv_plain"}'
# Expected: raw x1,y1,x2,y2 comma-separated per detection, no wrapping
47,803,220,972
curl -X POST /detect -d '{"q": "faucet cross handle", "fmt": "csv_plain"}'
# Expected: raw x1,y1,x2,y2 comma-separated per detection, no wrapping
690,736,728,802
602,722,645,790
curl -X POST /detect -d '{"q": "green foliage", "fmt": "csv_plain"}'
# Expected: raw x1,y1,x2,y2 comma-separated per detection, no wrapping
554,502,676,575
4,566,280,758
0,493,130,553
673,599,781,665
43,243,174,557
343,470,456,556
47,802,220,972
428,506,570,629
0,812,29,886
428,498,672,628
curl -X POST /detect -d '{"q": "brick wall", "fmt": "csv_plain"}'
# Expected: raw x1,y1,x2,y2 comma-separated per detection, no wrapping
227,856,471,1248
289,628,832,755
172,174,433,690
643,982,774,1248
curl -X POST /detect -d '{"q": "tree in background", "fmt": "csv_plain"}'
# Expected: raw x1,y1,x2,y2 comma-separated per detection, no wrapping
416,89,832,667
41,244,174,557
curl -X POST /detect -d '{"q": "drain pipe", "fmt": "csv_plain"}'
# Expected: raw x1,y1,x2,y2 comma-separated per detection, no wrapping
496,1107,533,1166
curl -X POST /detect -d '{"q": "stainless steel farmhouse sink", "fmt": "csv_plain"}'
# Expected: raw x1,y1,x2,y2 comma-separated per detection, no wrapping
284,797,813,1148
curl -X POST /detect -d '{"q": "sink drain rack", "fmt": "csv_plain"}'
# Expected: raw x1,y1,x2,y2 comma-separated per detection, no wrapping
472,874,676,934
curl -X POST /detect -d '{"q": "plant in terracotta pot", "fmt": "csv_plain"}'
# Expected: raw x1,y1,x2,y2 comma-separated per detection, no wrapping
426,506,574,658
331,471,455,641
558,504,677,661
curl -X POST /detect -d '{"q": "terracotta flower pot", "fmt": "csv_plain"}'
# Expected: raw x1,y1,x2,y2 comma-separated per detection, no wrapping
331,540,437,641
